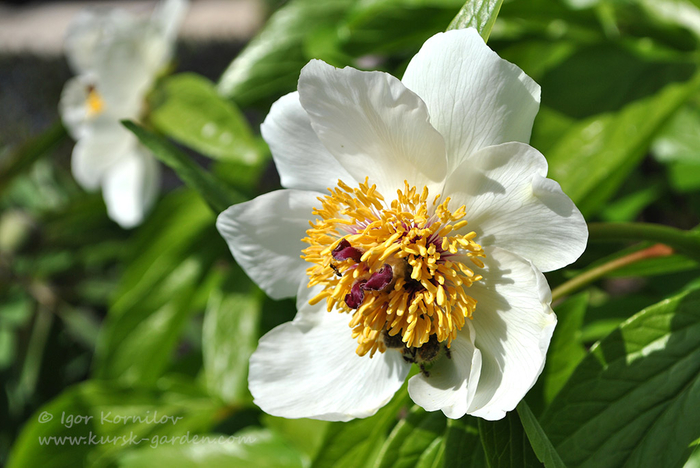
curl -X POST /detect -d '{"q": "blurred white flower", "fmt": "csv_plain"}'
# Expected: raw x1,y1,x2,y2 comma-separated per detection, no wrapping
217,28,588,421
59,0,187,228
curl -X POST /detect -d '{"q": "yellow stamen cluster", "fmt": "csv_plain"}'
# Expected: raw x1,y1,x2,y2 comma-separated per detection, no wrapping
86,87,105,117
302,178,485,358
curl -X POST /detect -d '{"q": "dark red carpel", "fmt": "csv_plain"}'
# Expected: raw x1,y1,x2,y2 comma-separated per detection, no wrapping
345,280,366,309
332,239,363,263
363,264,393,291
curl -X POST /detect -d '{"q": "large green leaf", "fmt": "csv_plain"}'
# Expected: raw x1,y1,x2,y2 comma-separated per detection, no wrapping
262,416,329,461
202,277,261,405
312,387,409,468
7,379,221,468
375,405,447,468
541,286,700,467
93,191,224,385
653,102,700,165
479,410,542,468
443,416,484,468
545,70,700,216
447,0,504,40
543,293,588,403
149,73,259,164
517,402,566,468
217,0,355,106
116,428,306,468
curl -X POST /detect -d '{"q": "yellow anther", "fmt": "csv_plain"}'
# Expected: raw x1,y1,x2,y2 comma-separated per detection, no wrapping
301,178,485,357
86,87,105,117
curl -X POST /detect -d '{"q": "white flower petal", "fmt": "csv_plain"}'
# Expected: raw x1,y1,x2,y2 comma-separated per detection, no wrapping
408,322,482,419
402,29,540,172
261,92,354,192
151,0,188,46
445,142,588,272
466,246,556,420
92,35,156,108
298,60,447,196
59,76,93,139
71,121,135,190
102,146,160,229
63,8,133,74
216,190,318,300
249,299,410,421
136,0,187,76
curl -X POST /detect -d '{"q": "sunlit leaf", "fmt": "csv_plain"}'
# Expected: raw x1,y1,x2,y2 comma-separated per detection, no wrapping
116,428,306,468
202,278,261,405
447,0,504,40
547,70,700,216
217,0,355,106
542,286,700,467
149,73,260,164
263,416,330,461
7,379,220,468
652,103,700,165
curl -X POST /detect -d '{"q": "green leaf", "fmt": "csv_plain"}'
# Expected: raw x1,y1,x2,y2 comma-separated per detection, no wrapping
263,416,330,461
415,437,445,468
7,379,221,468
541,286,700,468
0,121,66,196
686,446,700,468
93,191,224,385
576,241,698,279
546,70,700,216
447,0,504,40
149,73,260,164
116,428,306,468
312,387,409,468
479,410,542,468
122,121,242,214
652,103,700,165
540,44,695,120
375,405,447,468
443,416,484,468
588,222,700,263
517,402,566,468
600,184,662,223
202,278,261,405
338,0,463,57
217,0,355,106
668,161,700,193
543,293,588,403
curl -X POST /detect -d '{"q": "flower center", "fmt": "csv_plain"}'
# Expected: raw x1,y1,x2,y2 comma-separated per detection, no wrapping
85,85,105,117
302,178,485,359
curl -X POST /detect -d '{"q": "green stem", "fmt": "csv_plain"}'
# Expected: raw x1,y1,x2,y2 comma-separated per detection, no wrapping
588,222,700,262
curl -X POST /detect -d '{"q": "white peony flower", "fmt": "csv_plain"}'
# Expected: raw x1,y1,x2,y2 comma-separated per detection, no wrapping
59,0,188,228
217,28,588,421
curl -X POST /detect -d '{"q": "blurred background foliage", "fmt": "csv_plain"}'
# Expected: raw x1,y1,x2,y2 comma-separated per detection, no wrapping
2,0,700,466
